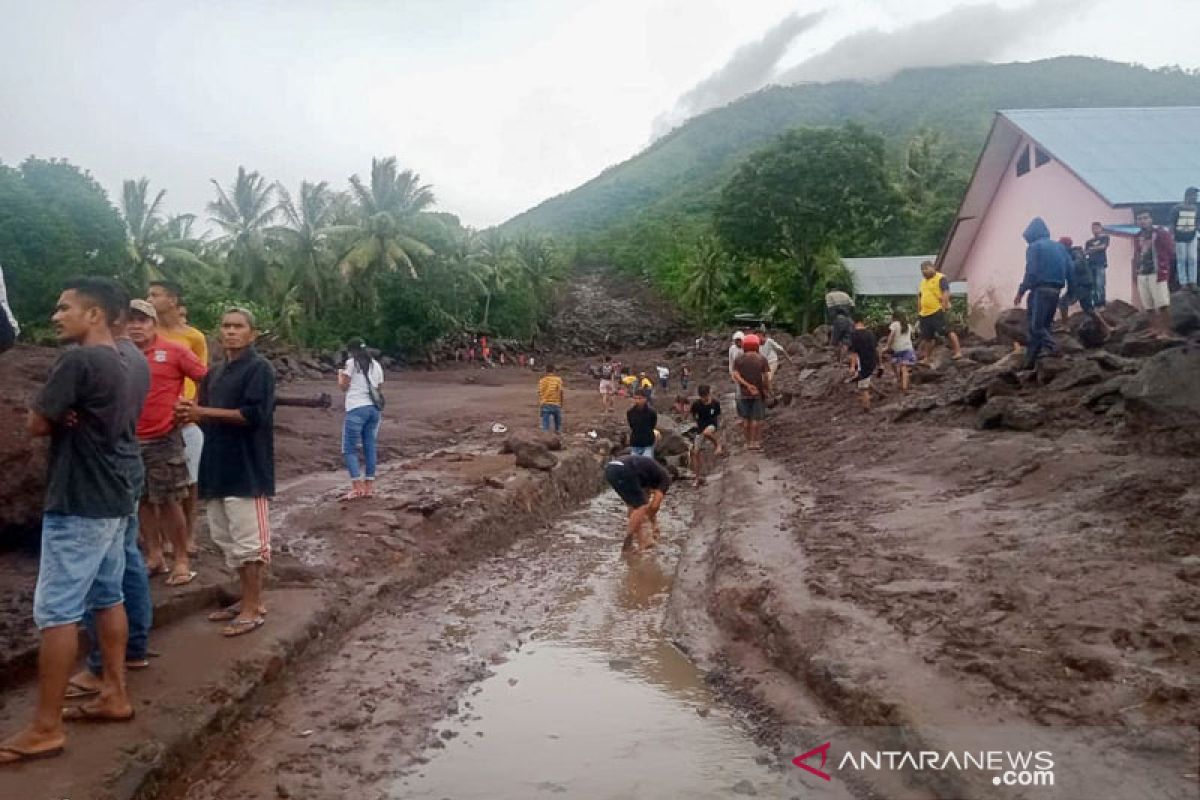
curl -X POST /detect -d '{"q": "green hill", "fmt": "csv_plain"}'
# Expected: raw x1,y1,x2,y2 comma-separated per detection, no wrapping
502,57,1200,236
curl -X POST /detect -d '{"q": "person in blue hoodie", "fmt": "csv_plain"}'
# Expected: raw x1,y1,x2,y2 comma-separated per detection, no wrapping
1013,217,1069,371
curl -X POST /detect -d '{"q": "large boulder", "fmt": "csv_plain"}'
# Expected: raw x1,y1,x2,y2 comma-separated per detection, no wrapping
1046,360,1105,392
976,396,1046,431
1121,347,1200,427
655,428,691,459
1104,299,1139,322
1074,315,1108,349
1106,331,1184,359
502,430,562,470
994,308,1029,346
1169,291,1200,336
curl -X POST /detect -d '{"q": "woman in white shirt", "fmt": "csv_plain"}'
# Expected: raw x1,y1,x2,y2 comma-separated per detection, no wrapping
884,311,916,393
337,338,384,499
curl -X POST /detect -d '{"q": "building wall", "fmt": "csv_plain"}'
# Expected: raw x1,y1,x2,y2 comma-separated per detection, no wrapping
960,136,1134,336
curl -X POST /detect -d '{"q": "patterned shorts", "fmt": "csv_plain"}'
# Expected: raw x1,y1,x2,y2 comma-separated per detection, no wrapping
140,431,191,505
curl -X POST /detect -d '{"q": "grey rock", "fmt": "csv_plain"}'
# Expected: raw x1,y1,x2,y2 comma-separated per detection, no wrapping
994,308,1028,346
1081,376,1132,409
1121,346,1200,426
977,396,1045,431
1169,289,1200,335
1046,360,1104,391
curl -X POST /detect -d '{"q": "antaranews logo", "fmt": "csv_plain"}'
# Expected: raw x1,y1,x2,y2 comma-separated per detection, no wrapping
793,742,1055,788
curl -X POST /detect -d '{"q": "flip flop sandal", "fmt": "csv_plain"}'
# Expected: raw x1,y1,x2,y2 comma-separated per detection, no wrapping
0,745,64,765
165,571,198,587
146,564,170,577
222,617,265,638
126,658,152,670
61,705,135,723
64,679,100,699
207,605,241,622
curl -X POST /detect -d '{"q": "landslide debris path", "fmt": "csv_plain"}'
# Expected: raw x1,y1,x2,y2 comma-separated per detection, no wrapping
164,491,814,800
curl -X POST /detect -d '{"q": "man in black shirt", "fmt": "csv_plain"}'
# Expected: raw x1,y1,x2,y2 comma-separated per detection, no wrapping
689,384,723,486
2,278,138,765
1084,222,1110,307
176,308,275,637
604,454,671,553
626,389,658,458
1170,187,1199,290
848,313,879,413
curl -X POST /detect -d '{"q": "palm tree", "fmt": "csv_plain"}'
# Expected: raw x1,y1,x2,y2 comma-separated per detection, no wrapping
340,157,436,305
207,166,279,298
120,178,212,289
682,235,731,324
473,229,513,328
272,181,352,317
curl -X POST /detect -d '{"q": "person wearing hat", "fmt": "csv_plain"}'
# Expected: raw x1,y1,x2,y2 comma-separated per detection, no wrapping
338,337,384,500
126,299,208,585
732,333,771,451
1170,187,1199,291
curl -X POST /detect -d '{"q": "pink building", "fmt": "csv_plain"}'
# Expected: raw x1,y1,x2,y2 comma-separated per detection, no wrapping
938,107,1200,336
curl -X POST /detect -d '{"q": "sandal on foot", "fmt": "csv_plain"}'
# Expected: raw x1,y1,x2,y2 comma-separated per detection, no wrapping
126,658,151,670
0,745,64,765
165,570,197,587
62,705,135,723
222,617,265,637
64,679,100,699
207,605,241,622
146,564,169,577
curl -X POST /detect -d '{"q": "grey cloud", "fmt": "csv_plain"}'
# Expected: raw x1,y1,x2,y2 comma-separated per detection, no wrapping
776,1,1083,85
653,11,826,138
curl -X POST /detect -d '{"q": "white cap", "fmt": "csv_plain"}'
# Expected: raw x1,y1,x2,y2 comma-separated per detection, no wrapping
733,330,745,341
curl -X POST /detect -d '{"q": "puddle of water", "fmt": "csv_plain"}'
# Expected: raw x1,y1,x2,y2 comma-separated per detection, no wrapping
394,493,803,800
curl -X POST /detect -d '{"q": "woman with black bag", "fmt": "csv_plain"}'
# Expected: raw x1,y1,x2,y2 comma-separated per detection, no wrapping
337,337,385,500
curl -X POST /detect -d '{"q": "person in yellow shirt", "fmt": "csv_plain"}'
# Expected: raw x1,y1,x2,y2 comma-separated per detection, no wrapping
619,370,637,397
148,281,209,553
537,363,564,433
916,261,963,364
638,372,654,401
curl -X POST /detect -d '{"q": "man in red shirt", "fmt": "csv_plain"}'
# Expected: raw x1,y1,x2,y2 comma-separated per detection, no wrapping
126,300,208,585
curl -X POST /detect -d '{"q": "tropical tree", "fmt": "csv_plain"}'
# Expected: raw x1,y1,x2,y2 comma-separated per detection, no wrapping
899,129,969,253
120,178,212,290
272,180,350,317
680,234,731,324
340,157,436,306
207,166,279,299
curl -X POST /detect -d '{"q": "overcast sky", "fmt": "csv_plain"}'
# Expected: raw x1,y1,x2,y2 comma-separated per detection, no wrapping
0,0,1195,228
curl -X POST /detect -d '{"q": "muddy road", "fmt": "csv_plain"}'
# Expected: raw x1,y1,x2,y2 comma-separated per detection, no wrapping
164,490,814,800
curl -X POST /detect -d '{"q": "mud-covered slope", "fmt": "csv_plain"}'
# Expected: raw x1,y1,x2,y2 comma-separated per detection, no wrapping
541,267,690,355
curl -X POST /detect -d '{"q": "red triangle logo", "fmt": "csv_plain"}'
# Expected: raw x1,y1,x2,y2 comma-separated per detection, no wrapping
792,741,832,781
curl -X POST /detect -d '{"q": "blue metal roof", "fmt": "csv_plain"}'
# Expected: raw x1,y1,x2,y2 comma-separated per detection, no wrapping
1000,107,1200,205
843,256,967,297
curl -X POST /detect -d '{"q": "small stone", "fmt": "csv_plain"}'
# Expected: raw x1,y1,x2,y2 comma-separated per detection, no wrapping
731,779,759,796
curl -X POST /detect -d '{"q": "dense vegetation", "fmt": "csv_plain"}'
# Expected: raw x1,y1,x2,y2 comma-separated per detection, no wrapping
0,157,568,356
504,57,1200,329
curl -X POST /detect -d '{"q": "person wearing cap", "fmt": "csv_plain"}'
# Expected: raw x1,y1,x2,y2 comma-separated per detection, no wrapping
1170,187,1199,291
732,333,771,451
604,453,671,554
126,299,208,585
175,308,275,637
338,337,384,500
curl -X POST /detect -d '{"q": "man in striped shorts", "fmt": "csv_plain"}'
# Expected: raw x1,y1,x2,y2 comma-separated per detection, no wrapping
175,309,276,637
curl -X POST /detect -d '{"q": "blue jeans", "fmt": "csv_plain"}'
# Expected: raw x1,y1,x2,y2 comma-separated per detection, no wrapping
33,513,126,629
84,516,151,673
1024,286,1062,369
343,405,381,479
540,404,562,433
631,445,655,458
1176,239,1198,285
1090,264,1107,307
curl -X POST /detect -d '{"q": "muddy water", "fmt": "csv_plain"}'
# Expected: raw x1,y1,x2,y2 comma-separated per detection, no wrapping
394,491,804,799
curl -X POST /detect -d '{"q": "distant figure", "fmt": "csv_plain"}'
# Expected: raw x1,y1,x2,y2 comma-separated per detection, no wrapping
1014,217,1069,370
728,331,745,399
338,338,384,500
638,371,654,400
825,287,855,326
598,355,616,414
0,262,18,354
884,310,915,393
847,313,879,412
656,364,670,391
1134,209,1175,338
1170,187,1199,291
537,363,564,433
1084,222,1110,307
1058,238,1113,337
829,308,853,361
604,454,671,554
680,364,691,390
732,334,770,451
758,326,794,377
689,384,723,486
916,260,963,364
626,389,657,458
671,394,690,417
528,355,535,370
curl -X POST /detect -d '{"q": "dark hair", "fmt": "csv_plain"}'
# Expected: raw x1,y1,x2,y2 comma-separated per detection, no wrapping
545,363,556,373
892,309,909,334
149,280,183,301
223,306,257,328
1091,221,1102,227
920,260,935,270
852,311,866,323
636,389,650,399
347,337,372,377
63,276,126,325
697,384,711,396
603,355,611,362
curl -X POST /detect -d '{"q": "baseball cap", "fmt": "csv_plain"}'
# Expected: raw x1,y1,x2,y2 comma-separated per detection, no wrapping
733,330,745,341
129,298,157,321
742,334,761,351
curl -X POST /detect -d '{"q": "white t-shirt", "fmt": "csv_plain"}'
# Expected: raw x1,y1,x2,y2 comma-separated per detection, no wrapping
761,337,786,371
889,321,914,353
0,264,18,336
728,343,743,374
343,357,384,412
656,366,669,380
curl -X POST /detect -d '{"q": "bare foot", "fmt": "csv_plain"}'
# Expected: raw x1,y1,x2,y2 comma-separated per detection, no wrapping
0,728,66,764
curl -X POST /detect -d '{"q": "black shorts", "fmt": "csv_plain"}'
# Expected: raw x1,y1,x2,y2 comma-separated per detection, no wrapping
918,311,951,341
605,462,647,508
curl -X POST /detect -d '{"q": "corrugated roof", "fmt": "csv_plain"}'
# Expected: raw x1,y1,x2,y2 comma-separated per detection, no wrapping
843,256,967,297
999,107,1200,205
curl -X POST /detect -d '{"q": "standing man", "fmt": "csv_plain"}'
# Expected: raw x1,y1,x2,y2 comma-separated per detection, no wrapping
148,281,208,555
626,389,657,458
732,334,770,452
825,286,855,323
759,326,794,378
847,314,879,413
0,278,138,765
1014,217,1070,370
127,300,207,584
1169,187,1199,291
1133,209,1175,337
598,355,616,414
1084,222,1110,308
537,363,564,433
0,262,18,354
176,308,275,637
604,454,671,554
916,260,963,364
689,385,723,487
656,364,670,392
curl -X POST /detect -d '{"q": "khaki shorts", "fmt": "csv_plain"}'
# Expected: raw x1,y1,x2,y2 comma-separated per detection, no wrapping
1137,273,1170,309
206,497,271,568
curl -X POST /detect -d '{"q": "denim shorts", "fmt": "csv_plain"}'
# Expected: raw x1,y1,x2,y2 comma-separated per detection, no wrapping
33,514,126,629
